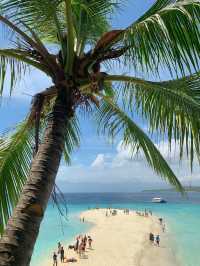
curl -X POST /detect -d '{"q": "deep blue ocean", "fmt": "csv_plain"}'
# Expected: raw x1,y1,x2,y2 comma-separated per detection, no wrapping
31,192,200,266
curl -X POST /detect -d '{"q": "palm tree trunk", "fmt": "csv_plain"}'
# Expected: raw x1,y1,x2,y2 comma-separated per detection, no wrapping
0,88,72,266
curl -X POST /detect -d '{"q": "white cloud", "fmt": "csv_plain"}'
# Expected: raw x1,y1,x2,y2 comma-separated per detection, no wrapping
113,140,141,167
56,139,200,192
91,154,105,168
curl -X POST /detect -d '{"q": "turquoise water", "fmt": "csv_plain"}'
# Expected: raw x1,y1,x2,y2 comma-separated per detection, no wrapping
31,192,200,266
31,205,92,266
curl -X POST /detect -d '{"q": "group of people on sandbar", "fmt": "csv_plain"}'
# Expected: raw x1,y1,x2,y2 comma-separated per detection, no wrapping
105,208,118,217
123,208,130,214
53,234,93,265
105,208,153,217
149,217,166,248
53,242,77,265
73,234,93,258
136,209,152,217
149,233,160,246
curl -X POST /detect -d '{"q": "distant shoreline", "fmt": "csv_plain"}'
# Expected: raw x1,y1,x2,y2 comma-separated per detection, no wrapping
143,186,200,192
41,208,178,266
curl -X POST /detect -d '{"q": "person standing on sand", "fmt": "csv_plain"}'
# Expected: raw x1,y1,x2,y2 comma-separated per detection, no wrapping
156,235,160,246
75,237,79,252
84,235,87,244
79,241,84,258
53,252,57,266
58,242,61,254
149,233,154,244
162,223,165,232
60,246,65,262
88,237,93,249
82,239,86,254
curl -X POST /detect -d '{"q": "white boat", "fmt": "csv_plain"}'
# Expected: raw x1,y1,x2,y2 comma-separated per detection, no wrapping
152,197,167,203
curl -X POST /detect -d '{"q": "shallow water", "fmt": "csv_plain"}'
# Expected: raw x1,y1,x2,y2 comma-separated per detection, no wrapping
31,192,200,266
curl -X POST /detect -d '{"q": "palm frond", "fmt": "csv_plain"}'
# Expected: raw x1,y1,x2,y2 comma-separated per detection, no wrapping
0,49,53,96
105,74,200,168
0,122,34,234
1,0,62,42
73,0,119,50
121,1,200,76
0,16,57,94
64,0,75,74
95,94,184,192
63,116,80,164
135,0,174,23
0,53,28,96
0,15,58,69
1,0,119,49
0,106,80,233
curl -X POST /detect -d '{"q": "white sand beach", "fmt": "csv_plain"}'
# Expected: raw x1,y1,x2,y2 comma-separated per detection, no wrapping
42,208,178,266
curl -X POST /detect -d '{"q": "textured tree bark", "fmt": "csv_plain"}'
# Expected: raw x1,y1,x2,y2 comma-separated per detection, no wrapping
0,89,72,266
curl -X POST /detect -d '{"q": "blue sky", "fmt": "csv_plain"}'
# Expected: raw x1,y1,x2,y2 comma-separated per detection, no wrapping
0,0,199,192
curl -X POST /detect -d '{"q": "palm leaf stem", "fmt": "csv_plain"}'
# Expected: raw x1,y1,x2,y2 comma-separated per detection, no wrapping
104,74,157,86
0,15,39,50
0,15,57,72
64,0,75,75
53,13,65,60
0,49,51,74
104,74,200,108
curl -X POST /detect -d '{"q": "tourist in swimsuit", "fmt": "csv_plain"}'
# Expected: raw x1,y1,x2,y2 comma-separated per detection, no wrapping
156,235,160,246
82,241,86,256
60,246,65,262
57,242,61,254
53,252,57,266
162,223,165,232
75,238,79,252
88,237,93,249
84,235,87,243
78,242,83,258
149,232,154,244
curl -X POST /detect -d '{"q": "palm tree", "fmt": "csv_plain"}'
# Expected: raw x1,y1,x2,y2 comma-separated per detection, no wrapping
0,0,200,264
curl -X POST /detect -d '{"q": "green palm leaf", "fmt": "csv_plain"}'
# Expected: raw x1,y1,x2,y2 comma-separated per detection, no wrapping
0,109,80,234
0,50,52,96
1,0,119,46
0,51,35,96
135,0,174,23
63,116,80,164
122,0,200,76
0,17,55,95
95,94,184,192
105,74,200,167
1,0,62,41
0,122,34,234
73,0,119,50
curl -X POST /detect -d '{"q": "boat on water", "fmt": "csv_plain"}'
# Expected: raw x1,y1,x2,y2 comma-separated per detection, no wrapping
152,197,167,203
